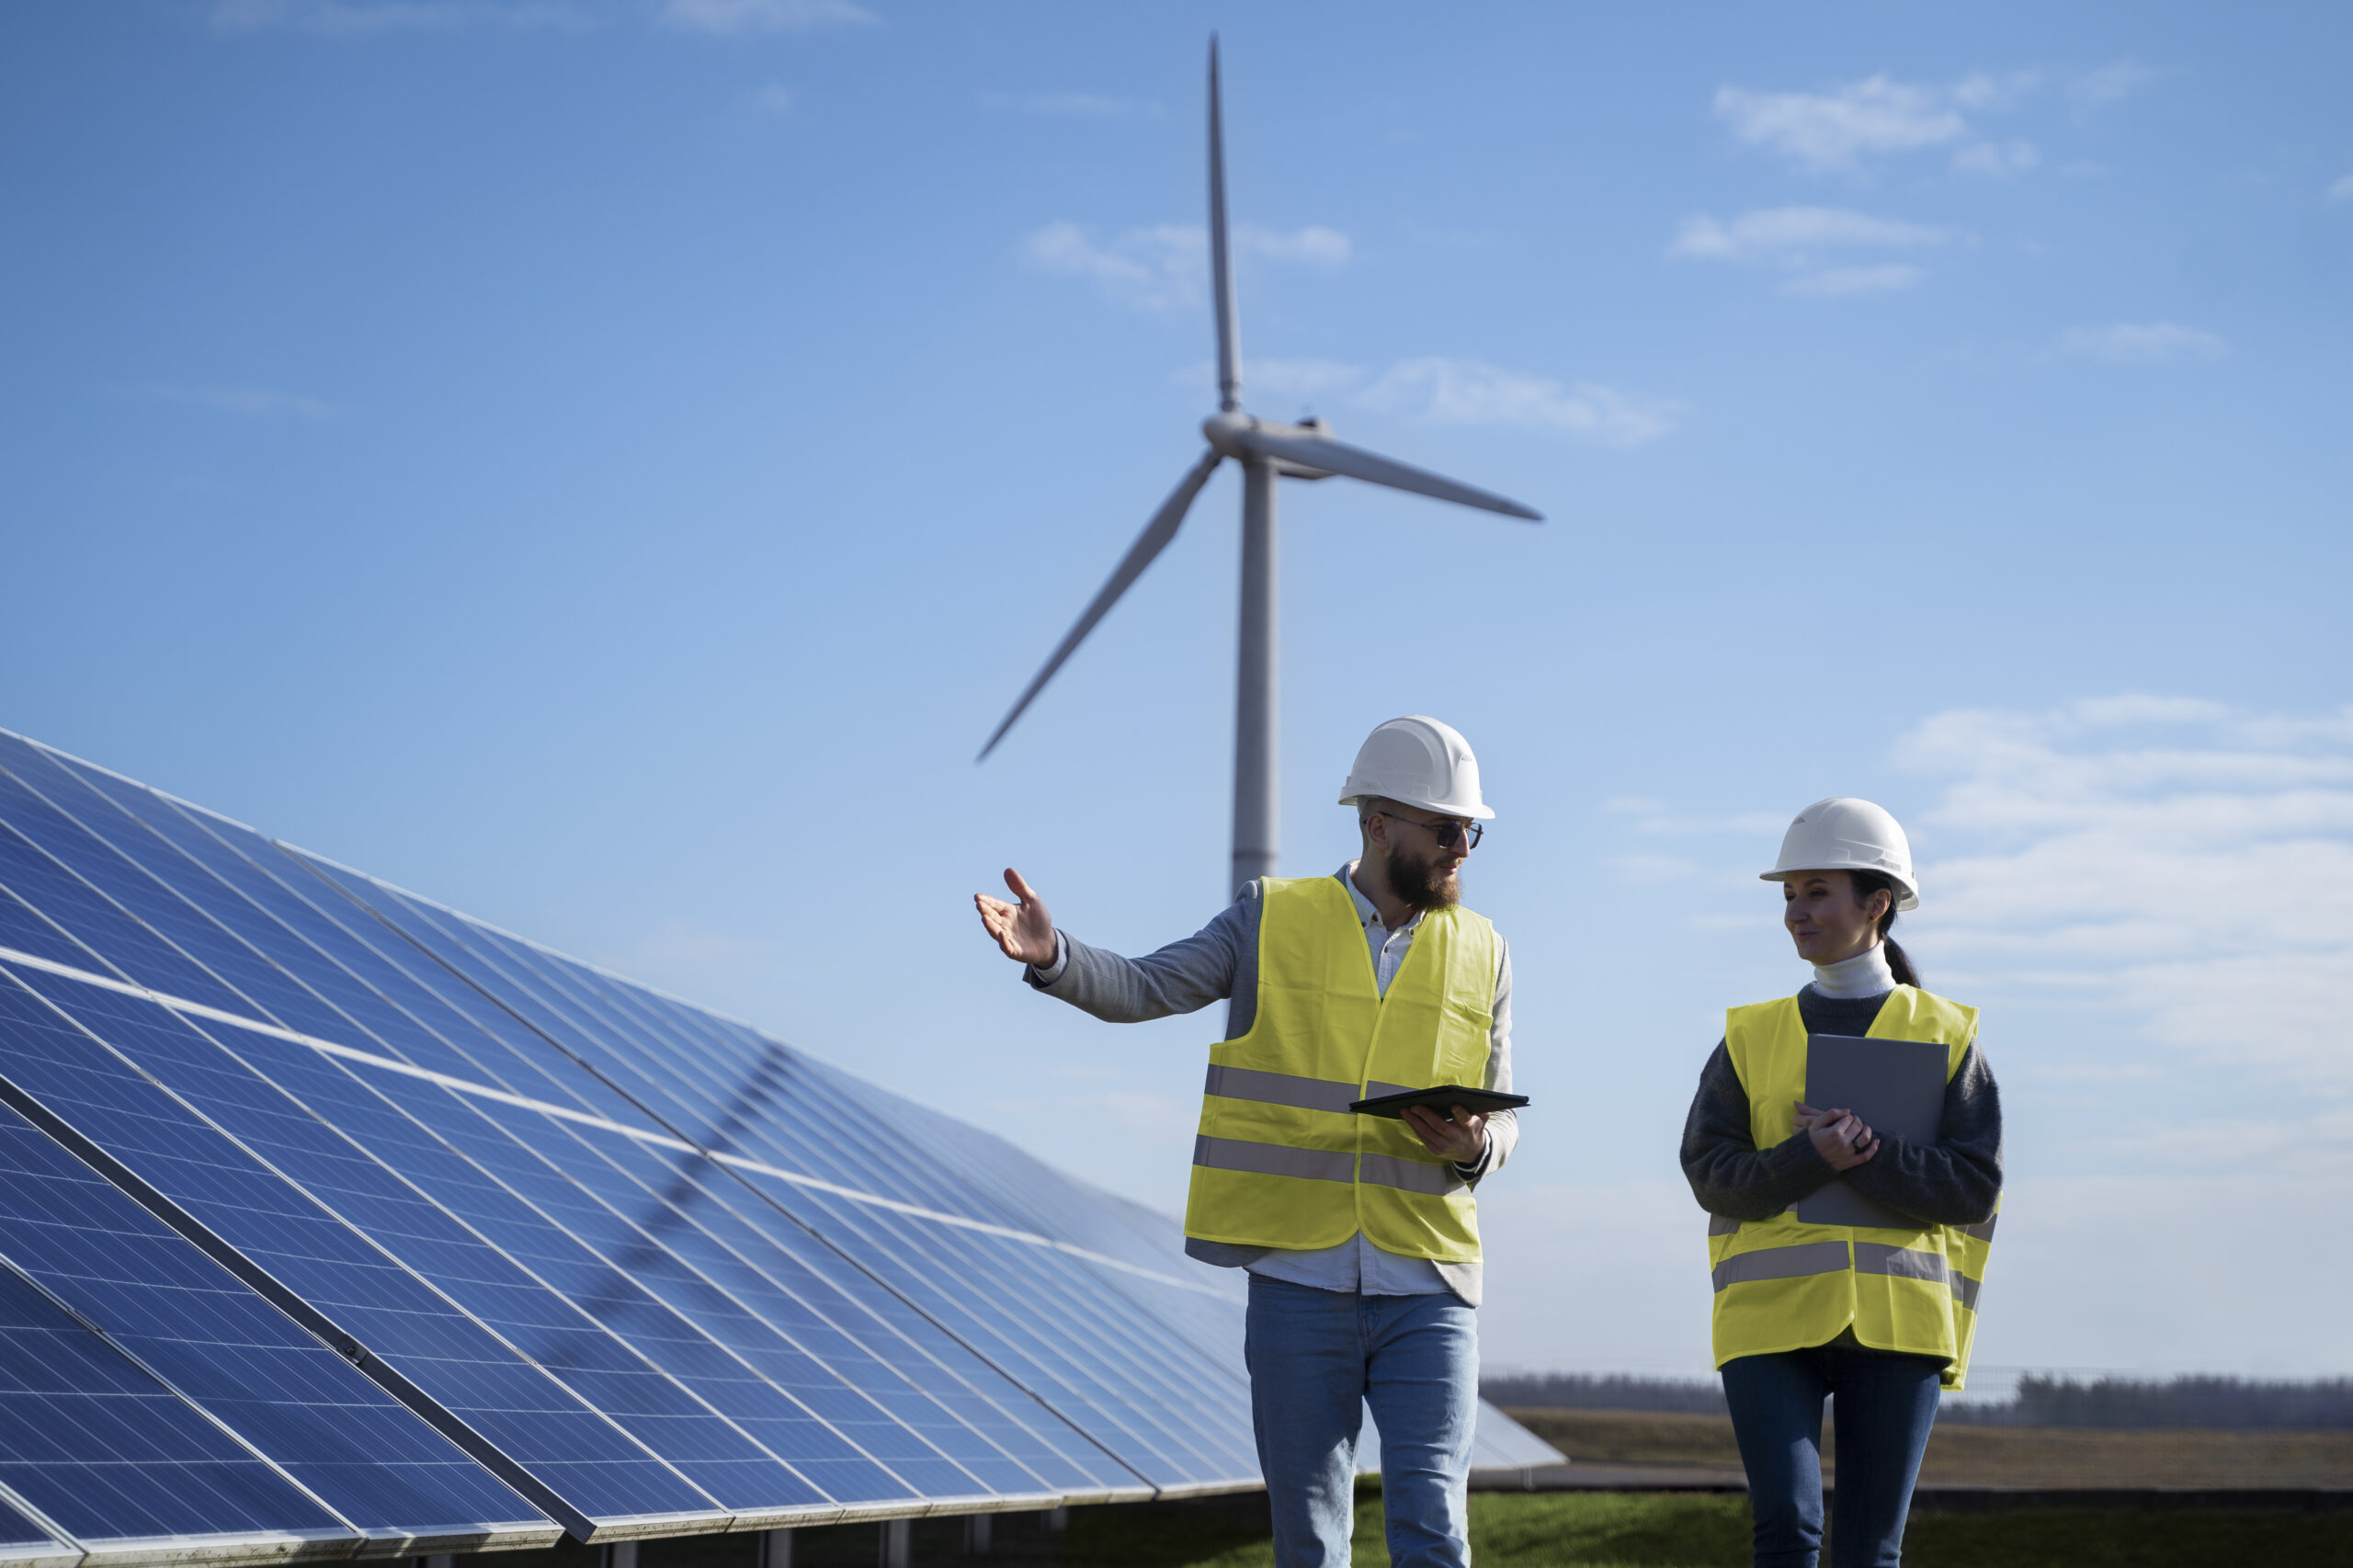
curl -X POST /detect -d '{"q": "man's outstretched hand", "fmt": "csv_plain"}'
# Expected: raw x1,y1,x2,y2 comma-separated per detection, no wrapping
975,868,1057,966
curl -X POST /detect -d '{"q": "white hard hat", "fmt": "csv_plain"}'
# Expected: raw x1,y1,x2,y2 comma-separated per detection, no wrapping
1760,797,1918,911
1338,716,1494,821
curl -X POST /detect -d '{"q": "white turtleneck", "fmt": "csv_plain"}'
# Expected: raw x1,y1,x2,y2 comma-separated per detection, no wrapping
1811,943,1895,998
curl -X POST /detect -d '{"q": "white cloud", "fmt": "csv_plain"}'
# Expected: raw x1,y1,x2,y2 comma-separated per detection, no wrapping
1781,263,1923,297
1669,206,1948,261
1952,138,2040,177
1608,853,1704,884
2329,170,2353,205
1713,63,2154,175
1027,222,1199,310
658,0,874,33
133,383,344,422
748,82,793,115
2069,58,2162,110
1024,221,1348,312
1714,75,1966,170
2058,322,2227,364
981,92,1160,120
1239,224,1351,267
1896,697,2353,1091
1670,206,1950,297
1357,358,1679,447
1949,70,2041,112
1238,358,1366,400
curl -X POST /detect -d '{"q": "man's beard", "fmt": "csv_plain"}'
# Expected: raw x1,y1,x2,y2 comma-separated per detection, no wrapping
1384,845,1461,914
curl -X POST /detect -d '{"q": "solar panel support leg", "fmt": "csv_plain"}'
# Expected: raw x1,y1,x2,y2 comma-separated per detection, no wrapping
759,1528,794,1568
604,1542,640,1568
962,1514,992,1556
879,1518,910,1568
1040,1506,1068,1535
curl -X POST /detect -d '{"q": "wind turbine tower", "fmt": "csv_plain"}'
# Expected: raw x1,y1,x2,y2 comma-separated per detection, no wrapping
980,39,1542,895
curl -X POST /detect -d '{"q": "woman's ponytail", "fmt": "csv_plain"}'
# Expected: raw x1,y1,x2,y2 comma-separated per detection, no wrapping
1881,937,1919,988
1848,869,1920,988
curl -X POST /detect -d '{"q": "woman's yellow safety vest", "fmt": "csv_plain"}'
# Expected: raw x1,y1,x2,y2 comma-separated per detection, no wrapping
1185,876,1496,1262
1709,985,1997,1390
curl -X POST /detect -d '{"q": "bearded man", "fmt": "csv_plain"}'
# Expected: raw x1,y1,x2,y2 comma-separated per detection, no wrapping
972,716,1518,1568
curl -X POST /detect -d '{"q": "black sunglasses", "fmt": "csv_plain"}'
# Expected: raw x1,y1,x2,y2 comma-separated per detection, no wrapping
1377,812,1483,852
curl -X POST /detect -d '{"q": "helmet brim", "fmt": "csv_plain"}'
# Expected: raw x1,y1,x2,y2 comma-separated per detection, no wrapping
1342,790,1495,822
1759,867,1918,912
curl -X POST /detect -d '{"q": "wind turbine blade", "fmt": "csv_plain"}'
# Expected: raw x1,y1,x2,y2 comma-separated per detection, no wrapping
1208,36,1241,413
1233,426,1543,521
977,447,1225,762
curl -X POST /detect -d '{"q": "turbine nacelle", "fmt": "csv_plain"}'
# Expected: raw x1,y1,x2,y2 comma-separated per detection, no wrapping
1203,411,1337,480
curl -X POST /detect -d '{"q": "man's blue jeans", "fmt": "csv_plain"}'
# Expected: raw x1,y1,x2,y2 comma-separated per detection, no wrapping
1244,1274,1478,1568
1721,1344,1944,1568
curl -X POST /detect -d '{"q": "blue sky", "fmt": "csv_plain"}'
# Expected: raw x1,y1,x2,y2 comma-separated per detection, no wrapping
4,0,2350,1382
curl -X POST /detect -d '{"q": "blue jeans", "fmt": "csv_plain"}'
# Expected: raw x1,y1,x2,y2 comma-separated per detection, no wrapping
1244,1275,1478,1568
1721,1345,1944,1568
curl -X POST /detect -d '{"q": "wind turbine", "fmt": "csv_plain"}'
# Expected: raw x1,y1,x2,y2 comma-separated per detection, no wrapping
979,38,1542,896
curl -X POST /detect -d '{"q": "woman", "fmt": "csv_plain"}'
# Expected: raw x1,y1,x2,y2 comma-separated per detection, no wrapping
1680,798,2002,1568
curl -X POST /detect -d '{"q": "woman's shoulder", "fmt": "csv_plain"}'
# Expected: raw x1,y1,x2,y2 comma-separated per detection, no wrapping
1889,983,1979,1041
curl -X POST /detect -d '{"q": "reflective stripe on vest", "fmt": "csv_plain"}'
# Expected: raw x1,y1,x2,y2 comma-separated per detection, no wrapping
1201,1064,1361,1115
1708,986,1997,1391
1184,876,1496,1261
1709,1235,1984,1312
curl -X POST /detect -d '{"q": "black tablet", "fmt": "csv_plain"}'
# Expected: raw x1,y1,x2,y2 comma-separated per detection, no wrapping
1348,1085,1529,1119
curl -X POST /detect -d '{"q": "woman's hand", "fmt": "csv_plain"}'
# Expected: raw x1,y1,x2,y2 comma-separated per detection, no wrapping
1794,1101,1879,1172
973,868,1057,966
1403,1104,1488,1165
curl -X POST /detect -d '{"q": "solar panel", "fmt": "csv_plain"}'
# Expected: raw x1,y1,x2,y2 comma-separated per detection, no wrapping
0,1096,552,1559
0,726,1559,1561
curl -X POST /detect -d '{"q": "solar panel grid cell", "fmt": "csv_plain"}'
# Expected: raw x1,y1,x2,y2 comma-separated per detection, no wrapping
0,816,254,1019
300,869,1271,1491
19,746,665,1142
0,969,718,1532
756,1184,1247,1489
360,1084,949,1503
12,957,1097,1526
326,883,1251,1490
0,1103,547,1542
480,1106,1108,1499
0,1263,345,1548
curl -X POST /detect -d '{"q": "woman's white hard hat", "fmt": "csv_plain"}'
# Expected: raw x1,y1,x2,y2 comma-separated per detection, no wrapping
1338,716,1495,821
1760,797,1918,911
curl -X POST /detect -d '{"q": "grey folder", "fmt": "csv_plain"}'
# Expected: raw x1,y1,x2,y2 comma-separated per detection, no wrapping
1793,1033,1947,1230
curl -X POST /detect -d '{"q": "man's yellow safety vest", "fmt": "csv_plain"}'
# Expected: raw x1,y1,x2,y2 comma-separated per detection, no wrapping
1185,876,1497,1262
1709,985,1996,1390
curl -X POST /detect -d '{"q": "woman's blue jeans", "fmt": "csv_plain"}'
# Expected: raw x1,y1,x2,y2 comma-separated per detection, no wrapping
1720,1344,1943,1568
1244,1274,1479,1568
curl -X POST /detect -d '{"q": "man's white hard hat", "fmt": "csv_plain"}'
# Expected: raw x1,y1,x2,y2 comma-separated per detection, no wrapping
1338,716,1495,821
1760,798,1917,911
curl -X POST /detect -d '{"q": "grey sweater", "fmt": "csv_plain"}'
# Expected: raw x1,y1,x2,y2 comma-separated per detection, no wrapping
1027,870,1516,1304
1680,987,2002,1227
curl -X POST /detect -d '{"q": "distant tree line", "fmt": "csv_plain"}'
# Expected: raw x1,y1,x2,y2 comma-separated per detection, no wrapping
1941,1375,2353,1428
1483,1371,2353,1429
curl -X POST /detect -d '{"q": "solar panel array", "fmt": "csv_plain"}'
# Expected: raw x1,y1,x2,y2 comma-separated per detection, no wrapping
0,728,1559,1567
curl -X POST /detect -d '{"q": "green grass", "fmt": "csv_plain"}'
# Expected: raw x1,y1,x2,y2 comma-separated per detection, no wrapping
606,1489,2353,1568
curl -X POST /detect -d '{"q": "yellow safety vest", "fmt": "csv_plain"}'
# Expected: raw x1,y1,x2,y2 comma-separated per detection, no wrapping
1185,875,1497,1262
1709,986,1997,1391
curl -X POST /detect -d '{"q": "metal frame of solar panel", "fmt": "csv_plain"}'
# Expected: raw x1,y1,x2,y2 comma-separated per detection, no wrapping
0,727,1560,1566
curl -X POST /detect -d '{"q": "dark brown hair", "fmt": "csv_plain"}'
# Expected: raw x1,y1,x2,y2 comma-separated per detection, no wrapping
1846,869,1919,988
